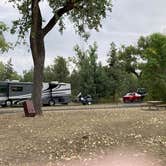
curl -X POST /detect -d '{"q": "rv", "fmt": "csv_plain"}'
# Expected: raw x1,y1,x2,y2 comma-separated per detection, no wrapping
0,81,71,107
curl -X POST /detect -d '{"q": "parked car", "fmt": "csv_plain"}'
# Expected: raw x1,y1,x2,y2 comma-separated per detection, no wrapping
137,88,147,98
79,95,92,105
74,92,93,105
123,92,142,103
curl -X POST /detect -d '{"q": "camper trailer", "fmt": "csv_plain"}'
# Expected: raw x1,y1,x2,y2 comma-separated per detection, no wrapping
0,81,71,107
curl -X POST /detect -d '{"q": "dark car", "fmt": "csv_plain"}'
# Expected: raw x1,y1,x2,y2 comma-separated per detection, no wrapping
79,95,92,105
137,88,147,97
74,93,93,105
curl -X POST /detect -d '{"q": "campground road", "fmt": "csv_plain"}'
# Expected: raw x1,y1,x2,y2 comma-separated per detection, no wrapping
0,103,144,115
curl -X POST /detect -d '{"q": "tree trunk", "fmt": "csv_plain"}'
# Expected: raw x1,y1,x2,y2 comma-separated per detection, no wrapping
112,90,116,103
30,31,45,115
29,0,75,114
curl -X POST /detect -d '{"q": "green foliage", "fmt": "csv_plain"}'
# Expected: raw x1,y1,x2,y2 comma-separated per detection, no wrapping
8,0,112,40
116,33,166,101
70,69,81,97
94,64,111,98
70,42,140,102
8,0,31,39
4,59,21,80
21,68,33,82
22,57,70,83
138,33,166,101
44,56,70,82
0,61,6,80
118,73,139,96
0,22,10,52
106,42,125,101
0,59,21,81
118,45,141,78
43,66,53,82
73,43,98,98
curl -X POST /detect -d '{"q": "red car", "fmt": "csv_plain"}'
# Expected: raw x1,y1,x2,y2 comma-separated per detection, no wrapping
123,92,142,103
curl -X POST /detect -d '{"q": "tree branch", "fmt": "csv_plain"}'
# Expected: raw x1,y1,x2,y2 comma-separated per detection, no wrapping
43,1,76,36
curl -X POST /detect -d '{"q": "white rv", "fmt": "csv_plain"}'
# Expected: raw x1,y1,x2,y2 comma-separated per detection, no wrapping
0,81,71,107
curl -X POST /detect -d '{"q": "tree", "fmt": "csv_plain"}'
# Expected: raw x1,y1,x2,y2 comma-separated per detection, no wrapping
4,58,15,80
0,22,10,53
74,43,98,99
0,61,6,80
43,66,53,82
4,58,21,80
117,72,139,96
70,69,80,97
52,56,69,82
138,33,166,101
71,43,117,101
106,42,124,102
21,68,33,82
119,33,166,101
44,56,69,82
118,45,141,79
95,63,111,99
8,0,112,114
0,59,21,81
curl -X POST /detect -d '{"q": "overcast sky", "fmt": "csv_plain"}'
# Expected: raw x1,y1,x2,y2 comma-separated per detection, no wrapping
0,0,166,74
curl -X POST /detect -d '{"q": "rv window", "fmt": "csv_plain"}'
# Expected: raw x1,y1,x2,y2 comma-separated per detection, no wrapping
11,86,23,92
0,86,7,93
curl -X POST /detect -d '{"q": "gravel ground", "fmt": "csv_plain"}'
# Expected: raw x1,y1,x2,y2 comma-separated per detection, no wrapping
0,106,165,166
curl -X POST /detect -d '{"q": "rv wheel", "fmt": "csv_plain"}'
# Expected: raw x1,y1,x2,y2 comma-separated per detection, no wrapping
48,100,55,106
6,100,12,107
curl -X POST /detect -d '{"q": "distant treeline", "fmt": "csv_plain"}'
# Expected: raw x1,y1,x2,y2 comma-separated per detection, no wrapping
1,33,166,102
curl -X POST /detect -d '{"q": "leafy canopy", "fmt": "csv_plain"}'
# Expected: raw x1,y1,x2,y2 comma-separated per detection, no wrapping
44,56,69,82
138,33,166,100
8,0,112,39
0,59,21,81
0,22,10,52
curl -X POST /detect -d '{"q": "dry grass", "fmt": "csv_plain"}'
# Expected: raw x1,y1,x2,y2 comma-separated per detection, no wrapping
0,107,166,166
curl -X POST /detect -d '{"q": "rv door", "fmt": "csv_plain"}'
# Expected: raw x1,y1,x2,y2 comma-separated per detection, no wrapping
0,83,8,106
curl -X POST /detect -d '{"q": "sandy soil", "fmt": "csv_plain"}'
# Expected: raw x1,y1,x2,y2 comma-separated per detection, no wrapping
0,107,165,165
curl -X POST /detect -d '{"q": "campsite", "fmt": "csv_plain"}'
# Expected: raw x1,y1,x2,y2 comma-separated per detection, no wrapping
1,0,166,165
0,105,166,166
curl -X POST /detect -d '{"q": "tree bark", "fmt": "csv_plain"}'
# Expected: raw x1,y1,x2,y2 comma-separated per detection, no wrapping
30,0,44,114
30,30,45,114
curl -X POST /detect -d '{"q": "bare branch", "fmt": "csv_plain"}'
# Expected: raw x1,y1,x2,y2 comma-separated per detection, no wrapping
43,1,76,36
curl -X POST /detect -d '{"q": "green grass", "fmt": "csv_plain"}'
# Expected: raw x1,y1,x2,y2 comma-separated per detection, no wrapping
0,107,166,165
